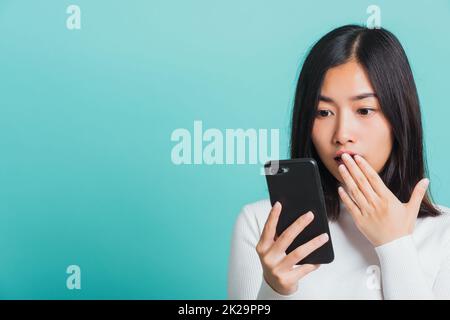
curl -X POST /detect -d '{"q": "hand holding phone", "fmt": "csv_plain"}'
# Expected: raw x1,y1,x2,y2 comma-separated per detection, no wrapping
256,201,330,296
255,158,334,295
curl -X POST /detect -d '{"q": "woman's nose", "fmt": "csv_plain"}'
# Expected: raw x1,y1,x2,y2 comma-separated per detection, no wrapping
333,113,356,145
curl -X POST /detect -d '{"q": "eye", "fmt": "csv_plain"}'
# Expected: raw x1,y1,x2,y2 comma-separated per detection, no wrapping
316,110,333,118
357,108,376,116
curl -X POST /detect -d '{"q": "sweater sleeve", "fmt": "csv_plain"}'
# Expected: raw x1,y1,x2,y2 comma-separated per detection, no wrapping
374,234,450,299
227,205,298,300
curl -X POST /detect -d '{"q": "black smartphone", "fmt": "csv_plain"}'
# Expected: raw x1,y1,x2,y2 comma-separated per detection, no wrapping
264,158,334,265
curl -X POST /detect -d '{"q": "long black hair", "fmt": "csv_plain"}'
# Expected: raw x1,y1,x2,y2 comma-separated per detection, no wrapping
290,24,441,220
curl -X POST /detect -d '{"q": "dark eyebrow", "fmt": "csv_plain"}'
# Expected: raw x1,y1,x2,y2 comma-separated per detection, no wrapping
350,93,378,101
318,95,335,103
319,93,378,103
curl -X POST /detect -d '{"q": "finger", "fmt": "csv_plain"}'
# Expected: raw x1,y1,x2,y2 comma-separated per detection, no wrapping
338,185,363,219
338,163,370,212
353,154,391,198
279,233,329,270
407,178,430,214
289,264,320,281
341,153,379,206
259,201,282,252
270,211,314,254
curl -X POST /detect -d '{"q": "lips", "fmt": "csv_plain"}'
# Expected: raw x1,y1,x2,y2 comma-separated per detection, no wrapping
334,151,359,166
334,155,352,166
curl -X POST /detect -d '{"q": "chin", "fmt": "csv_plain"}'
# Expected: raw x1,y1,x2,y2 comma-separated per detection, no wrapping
333,175,343,184
323,165,341,183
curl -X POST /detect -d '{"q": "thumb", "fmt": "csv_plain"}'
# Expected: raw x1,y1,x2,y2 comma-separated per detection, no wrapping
407,178,430,213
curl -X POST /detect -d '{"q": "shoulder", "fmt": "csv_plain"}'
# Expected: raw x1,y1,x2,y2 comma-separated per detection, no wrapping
434,203,450,214
233,199,272,235
416,203,450,248
419,203,450,225
241,198,272,221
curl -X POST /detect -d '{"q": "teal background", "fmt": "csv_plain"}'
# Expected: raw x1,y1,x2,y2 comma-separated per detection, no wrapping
0,0,449,299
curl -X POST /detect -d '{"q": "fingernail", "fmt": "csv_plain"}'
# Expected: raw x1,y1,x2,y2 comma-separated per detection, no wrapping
342,153,350,160
320,233,329,242
422,179,430,188
274,201,281,209
305,211,314,220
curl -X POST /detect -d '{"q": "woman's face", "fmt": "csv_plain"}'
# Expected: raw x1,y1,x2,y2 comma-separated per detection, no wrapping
311,60,393,184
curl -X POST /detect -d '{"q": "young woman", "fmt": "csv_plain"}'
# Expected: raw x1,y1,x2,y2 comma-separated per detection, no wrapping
228,25,450,300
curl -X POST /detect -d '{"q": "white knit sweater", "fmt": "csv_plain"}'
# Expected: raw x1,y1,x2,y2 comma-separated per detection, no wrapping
227,199,450,299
